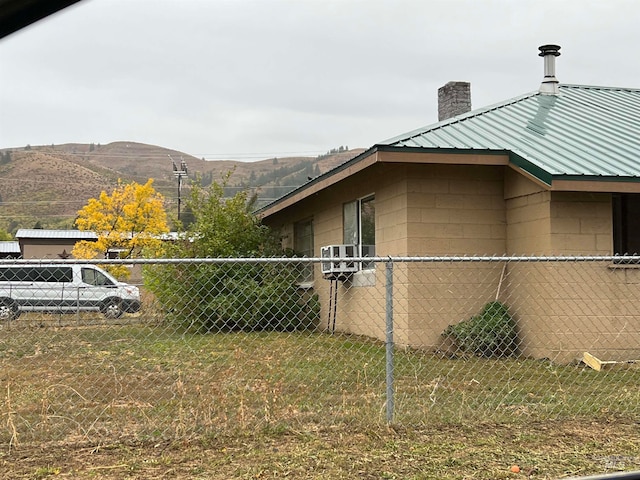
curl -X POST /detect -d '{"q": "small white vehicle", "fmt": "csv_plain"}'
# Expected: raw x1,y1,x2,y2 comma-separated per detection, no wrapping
0,264,141,321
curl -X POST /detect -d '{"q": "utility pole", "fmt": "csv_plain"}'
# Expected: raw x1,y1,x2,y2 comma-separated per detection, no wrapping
169,155,188,221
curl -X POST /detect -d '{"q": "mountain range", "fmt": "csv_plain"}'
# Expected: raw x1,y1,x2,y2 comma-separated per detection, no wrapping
0,142,364,233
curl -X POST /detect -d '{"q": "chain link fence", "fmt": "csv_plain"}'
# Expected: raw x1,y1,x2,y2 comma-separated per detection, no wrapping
1,256,639,447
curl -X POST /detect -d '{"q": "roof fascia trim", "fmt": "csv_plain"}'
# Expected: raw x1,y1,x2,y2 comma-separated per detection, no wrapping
257,145,513,217
550,176,640,193
508,152,552,186
376,146,511,169
373,144,509,156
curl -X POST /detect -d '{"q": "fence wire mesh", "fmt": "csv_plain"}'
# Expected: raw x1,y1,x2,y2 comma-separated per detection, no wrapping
1,257,639,447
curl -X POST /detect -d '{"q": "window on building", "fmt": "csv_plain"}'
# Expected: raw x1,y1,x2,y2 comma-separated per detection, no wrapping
343,195,375,269
294,218,314,283
613,194,640,256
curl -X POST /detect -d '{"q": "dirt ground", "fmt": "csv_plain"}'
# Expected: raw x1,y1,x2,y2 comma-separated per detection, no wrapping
1,419,639,480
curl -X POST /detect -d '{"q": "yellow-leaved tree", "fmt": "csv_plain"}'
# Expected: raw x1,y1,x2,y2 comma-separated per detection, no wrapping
73,179,169,278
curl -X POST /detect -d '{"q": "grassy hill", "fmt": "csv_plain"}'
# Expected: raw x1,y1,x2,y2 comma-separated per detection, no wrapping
0,142,364,232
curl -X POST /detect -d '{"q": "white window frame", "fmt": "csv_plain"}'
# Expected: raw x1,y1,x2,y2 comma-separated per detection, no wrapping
343,194,375,270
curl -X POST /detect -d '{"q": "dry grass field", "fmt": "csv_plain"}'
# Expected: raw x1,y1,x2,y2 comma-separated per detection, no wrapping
0,323,638,479
1,420,638,479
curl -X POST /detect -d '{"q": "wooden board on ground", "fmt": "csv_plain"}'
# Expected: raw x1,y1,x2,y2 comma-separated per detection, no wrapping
582,352,639,371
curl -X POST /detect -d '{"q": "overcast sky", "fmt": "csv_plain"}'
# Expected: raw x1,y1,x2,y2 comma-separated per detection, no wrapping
0,0,638,161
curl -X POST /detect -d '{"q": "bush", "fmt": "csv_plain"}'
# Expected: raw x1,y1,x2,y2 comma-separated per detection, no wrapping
143,176,320,333
443,301,518,358
144,261,320,334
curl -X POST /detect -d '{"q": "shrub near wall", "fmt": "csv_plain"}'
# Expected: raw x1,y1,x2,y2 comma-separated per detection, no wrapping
145,261,320,333
443,301,519,357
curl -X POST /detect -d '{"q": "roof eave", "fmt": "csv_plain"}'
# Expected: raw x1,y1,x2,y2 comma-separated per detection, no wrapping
509,152,553,186
258,145,518,219
549,175,640,192
258,144,640,220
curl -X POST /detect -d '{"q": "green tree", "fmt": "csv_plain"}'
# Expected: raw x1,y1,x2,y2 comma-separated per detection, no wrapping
145,174,319,333
7,220,19,234
179,204,195,230
175,173,276,258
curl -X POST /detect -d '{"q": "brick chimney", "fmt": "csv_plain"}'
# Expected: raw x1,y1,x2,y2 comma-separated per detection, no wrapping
538,44,561,95
438,81,471,121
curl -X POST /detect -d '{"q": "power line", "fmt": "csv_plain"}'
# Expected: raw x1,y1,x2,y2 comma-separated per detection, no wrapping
0,213,78,218
0,177,176,187
0,200,88,205
5,149,328,161
198,151,326,161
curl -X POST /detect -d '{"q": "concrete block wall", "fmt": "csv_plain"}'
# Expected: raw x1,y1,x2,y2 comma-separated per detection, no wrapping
505,169,551,254
550,192,611,254
405,164,506,255
504,261,640,363
262,156,638,361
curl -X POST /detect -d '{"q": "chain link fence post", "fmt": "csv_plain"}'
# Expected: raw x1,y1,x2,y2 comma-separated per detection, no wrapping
385,259,394,424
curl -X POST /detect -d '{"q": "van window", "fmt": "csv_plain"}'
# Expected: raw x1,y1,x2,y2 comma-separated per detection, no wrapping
82,268,114,286
0,267,72,282
32,267,73,282
0,268,22,281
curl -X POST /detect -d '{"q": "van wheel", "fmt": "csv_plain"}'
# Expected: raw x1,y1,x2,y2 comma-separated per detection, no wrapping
0,298,19,321
101,299,124,319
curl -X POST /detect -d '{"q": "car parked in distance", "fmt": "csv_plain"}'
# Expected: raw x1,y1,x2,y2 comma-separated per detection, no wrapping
0,264,141,320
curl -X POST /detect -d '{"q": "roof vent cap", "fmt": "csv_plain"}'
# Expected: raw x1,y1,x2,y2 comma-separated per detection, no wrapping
538,44,561,95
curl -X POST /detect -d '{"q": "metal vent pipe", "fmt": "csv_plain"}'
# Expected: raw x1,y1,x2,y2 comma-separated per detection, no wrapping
538,44,561,95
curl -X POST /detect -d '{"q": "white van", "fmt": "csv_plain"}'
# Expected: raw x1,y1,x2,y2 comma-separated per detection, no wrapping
0,264,141,321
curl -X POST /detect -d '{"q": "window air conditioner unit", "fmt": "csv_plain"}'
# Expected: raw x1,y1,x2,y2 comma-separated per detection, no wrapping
321,244,359,280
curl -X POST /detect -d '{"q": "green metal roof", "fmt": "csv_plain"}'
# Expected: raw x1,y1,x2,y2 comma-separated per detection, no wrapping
380,85,640,184
258,84,640,216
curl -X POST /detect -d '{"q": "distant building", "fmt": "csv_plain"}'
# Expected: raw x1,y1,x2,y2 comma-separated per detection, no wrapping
15,229,97,259
0,241,21,259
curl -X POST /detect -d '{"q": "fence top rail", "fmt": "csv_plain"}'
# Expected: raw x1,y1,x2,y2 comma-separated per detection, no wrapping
1,255,639,265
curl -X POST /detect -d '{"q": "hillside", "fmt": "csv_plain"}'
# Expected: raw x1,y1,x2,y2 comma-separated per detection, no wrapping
0,142,364,232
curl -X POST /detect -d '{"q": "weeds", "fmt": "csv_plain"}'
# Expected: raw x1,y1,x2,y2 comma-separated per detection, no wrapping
33,466,61,479
4,383,18,452
0,325,639,478
1,326,639,445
